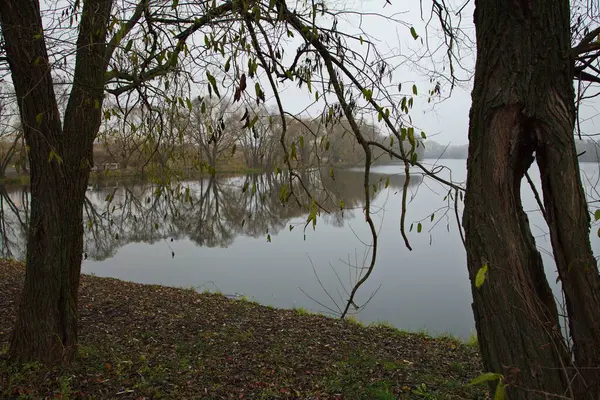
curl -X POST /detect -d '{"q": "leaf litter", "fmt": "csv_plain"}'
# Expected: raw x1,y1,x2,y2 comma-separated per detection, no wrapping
0,260,488,399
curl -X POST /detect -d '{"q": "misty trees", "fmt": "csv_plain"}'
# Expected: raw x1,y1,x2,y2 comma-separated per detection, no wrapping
0,89,24,178
189,97,240,173
238,108,277,169
463,0,600,397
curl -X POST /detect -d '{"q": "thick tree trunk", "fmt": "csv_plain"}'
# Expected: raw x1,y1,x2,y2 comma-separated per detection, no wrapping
10,172,88,362
536,101,600,392
464,0,600,397
0,0,112,363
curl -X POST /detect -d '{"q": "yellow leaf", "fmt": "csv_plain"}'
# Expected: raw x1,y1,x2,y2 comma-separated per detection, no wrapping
475,263,488,288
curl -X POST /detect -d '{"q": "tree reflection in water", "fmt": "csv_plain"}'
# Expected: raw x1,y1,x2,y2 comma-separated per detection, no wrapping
0,167,420,262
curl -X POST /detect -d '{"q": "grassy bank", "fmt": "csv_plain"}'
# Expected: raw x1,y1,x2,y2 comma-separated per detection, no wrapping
0,261,487,399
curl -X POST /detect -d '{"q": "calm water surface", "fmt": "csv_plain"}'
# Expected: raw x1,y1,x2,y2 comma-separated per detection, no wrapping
2,159,600,338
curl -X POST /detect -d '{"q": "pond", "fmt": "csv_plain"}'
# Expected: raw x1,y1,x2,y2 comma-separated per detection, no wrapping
2,159,600,339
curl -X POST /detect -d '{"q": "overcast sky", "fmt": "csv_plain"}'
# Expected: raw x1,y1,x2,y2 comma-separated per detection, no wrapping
270,0,477,145
18,0,600,146
266,0,600,145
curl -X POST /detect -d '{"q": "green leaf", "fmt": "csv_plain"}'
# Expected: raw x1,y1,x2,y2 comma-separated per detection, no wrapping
267,234,271,242
412,84,418,95
407,127,415,146
248,115,259,129
48,149,63,164
494,382,506,400
206,71,220,98
290,142,297,160
595,209,600,221
339,200,345,210
469,372,502,386
475,264,489,288
410,27,419,40
430,213,435,222
417,223,422,233
385,177,390,188
36,113,43,126
299,135,305,149
421,131,427,139
410,152,418,165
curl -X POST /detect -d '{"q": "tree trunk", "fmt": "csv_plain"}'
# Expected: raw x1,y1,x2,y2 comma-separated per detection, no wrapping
536,93,600,393
210,144,218,174
0,0,112,364
464,0,600,397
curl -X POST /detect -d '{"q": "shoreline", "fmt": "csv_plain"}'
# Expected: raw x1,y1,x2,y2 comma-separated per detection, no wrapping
0,260,487,399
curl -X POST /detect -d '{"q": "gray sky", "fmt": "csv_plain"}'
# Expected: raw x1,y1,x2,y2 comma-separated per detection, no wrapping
270,0,477,145
266,0,600,146
19,0,600,147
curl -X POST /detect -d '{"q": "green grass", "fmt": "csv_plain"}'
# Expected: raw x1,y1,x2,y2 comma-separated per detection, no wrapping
344,314,366,326
466,330,479,348
292,306,311,315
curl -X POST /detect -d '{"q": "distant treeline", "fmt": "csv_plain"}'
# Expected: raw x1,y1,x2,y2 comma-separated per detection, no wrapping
422,141,468,159
423,139,600,163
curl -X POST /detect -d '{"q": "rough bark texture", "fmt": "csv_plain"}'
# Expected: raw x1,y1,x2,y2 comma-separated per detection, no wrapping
0,0,112,363
535,85,600,397
464,0,600,398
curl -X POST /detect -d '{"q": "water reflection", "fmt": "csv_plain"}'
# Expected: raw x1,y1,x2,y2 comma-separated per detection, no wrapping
0,185,28,260
0,168,420,262
0,163,477,337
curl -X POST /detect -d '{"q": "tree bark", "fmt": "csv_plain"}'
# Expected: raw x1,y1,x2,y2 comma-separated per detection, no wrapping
0,0,112,363
535,91,600,394
464,0,600,397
